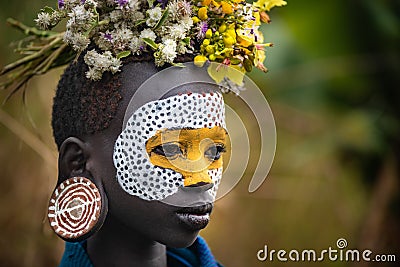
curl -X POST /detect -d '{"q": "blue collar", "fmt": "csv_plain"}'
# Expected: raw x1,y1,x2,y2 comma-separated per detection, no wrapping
59,236,222,267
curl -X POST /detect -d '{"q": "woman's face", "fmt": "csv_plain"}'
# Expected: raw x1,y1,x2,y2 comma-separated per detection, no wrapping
87,63,227,248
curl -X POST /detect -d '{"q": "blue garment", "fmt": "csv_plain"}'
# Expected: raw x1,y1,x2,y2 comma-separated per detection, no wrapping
59,236,222,267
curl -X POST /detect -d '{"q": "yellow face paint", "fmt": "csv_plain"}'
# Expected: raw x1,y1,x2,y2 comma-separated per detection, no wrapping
146,127,227,187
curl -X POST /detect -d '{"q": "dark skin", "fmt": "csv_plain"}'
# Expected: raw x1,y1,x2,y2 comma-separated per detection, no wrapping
56,61,220,267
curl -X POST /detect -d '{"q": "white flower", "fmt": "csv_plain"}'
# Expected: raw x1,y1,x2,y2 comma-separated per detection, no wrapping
68,5,93,26
71,33,91,51
110,10,122,22
140,29,156,41
84,50,122,80
129,11,145,21
63,30,73,45
129,36,143,54
63,31,90,51
128,0,142,11
84,0,98,9
109,27,133,51
168,0,192,21
63,0,82,10
84,50,101,67
161,39,177,63
146,7,162,27
109,57,122,74
95,33,113,50
66,17,76,30
86,67,103,81
103,51,122,74
115,27,134,43
180,16,193,30
167,24,187,41
35,12,52,29
176,42,188,54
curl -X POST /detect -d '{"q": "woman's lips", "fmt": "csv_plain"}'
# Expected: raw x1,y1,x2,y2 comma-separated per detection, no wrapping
176,203,213,230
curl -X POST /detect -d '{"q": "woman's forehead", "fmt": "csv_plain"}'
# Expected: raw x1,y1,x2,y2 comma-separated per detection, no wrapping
123,91,225,134
119,63,220,126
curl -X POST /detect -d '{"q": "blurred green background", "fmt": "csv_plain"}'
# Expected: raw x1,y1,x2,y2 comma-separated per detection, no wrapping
0,0,399,266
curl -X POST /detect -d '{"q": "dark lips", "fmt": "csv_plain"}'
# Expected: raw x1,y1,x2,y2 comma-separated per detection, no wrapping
176,203,213,230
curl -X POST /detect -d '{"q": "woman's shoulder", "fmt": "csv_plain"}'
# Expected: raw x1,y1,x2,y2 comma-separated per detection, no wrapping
58,236,222,267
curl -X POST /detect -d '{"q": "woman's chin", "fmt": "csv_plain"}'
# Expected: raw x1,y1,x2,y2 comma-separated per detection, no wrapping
159,230,200,248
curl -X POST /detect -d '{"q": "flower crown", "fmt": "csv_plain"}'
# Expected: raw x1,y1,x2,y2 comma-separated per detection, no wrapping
0,0,286,95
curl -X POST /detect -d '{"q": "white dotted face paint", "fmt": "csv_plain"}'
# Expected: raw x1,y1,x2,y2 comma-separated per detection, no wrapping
113,92,226,201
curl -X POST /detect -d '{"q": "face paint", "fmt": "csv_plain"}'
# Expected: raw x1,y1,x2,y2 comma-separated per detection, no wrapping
145,127,227,187
113,92,226,201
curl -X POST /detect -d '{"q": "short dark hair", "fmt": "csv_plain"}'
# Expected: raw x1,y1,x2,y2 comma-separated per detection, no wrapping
51,53,193,149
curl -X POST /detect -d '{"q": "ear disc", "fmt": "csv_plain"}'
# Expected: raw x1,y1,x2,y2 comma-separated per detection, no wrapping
47,177,107,242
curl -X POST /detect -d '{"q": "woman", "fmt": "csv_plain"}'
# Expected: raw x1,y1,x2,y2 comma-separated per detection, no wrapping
49,54,226,266
0,1,285,266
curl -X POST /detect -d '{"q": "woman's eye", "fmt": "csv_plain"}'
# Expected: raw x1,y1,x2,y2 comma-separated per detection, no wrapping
205,144,226,161
152,143,182,158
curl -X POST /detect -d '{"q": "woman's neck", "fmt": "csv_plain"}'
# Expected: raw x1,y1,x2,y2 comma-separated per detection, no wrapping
86,215,167,267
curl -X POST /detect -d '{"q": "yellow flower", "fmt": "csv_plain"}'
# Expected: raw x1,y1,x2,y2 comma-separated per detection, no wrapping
253,0,287,12
202,39,210,46
211,0,221,8
236,32,253,47
221,1,234,14
255,50,267,72
253,11,261,26
223,28,237,47
194,55,207,67
205,45,215,54
223,35,236,47
198,7,208,20
218,23,227,33
205,29,213,38
192,16,200,24
226,28,236,39
202,0,212,6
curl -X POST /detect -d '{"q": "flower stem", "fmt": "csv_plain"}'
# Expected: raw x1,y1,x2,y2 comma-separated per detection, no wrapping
0,35,63,75
6,18,58,37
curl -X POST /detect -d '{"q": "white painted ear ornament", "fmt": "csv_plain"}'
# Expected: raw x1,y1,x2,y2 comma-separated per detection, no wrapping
47,177,107,242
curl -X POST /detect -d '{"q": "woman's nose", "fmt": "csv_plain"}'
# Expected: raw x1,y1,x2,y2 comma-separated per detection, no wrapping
182,169,213,187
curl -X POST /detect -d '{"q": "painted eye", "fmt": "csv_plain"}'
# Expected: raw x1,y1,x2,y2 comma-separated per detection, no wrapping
205,144,226,161
152,143,182,158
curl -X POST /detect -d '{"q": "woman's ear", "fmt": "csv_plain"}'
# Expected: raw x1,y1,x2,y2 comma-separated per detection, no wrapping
50,136,109,242
58,137,90,182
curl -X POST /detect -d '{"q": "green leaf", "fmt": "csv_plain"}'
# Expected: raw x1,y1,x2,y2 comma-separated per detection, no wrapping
171,62,185,68
182,37,191,45
230,58,242,65
117,50,131,59
41,6,55,15
142,38,158,50
147,0,155,7
243,58,253,72
154,8,169,30
135,19,146,27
